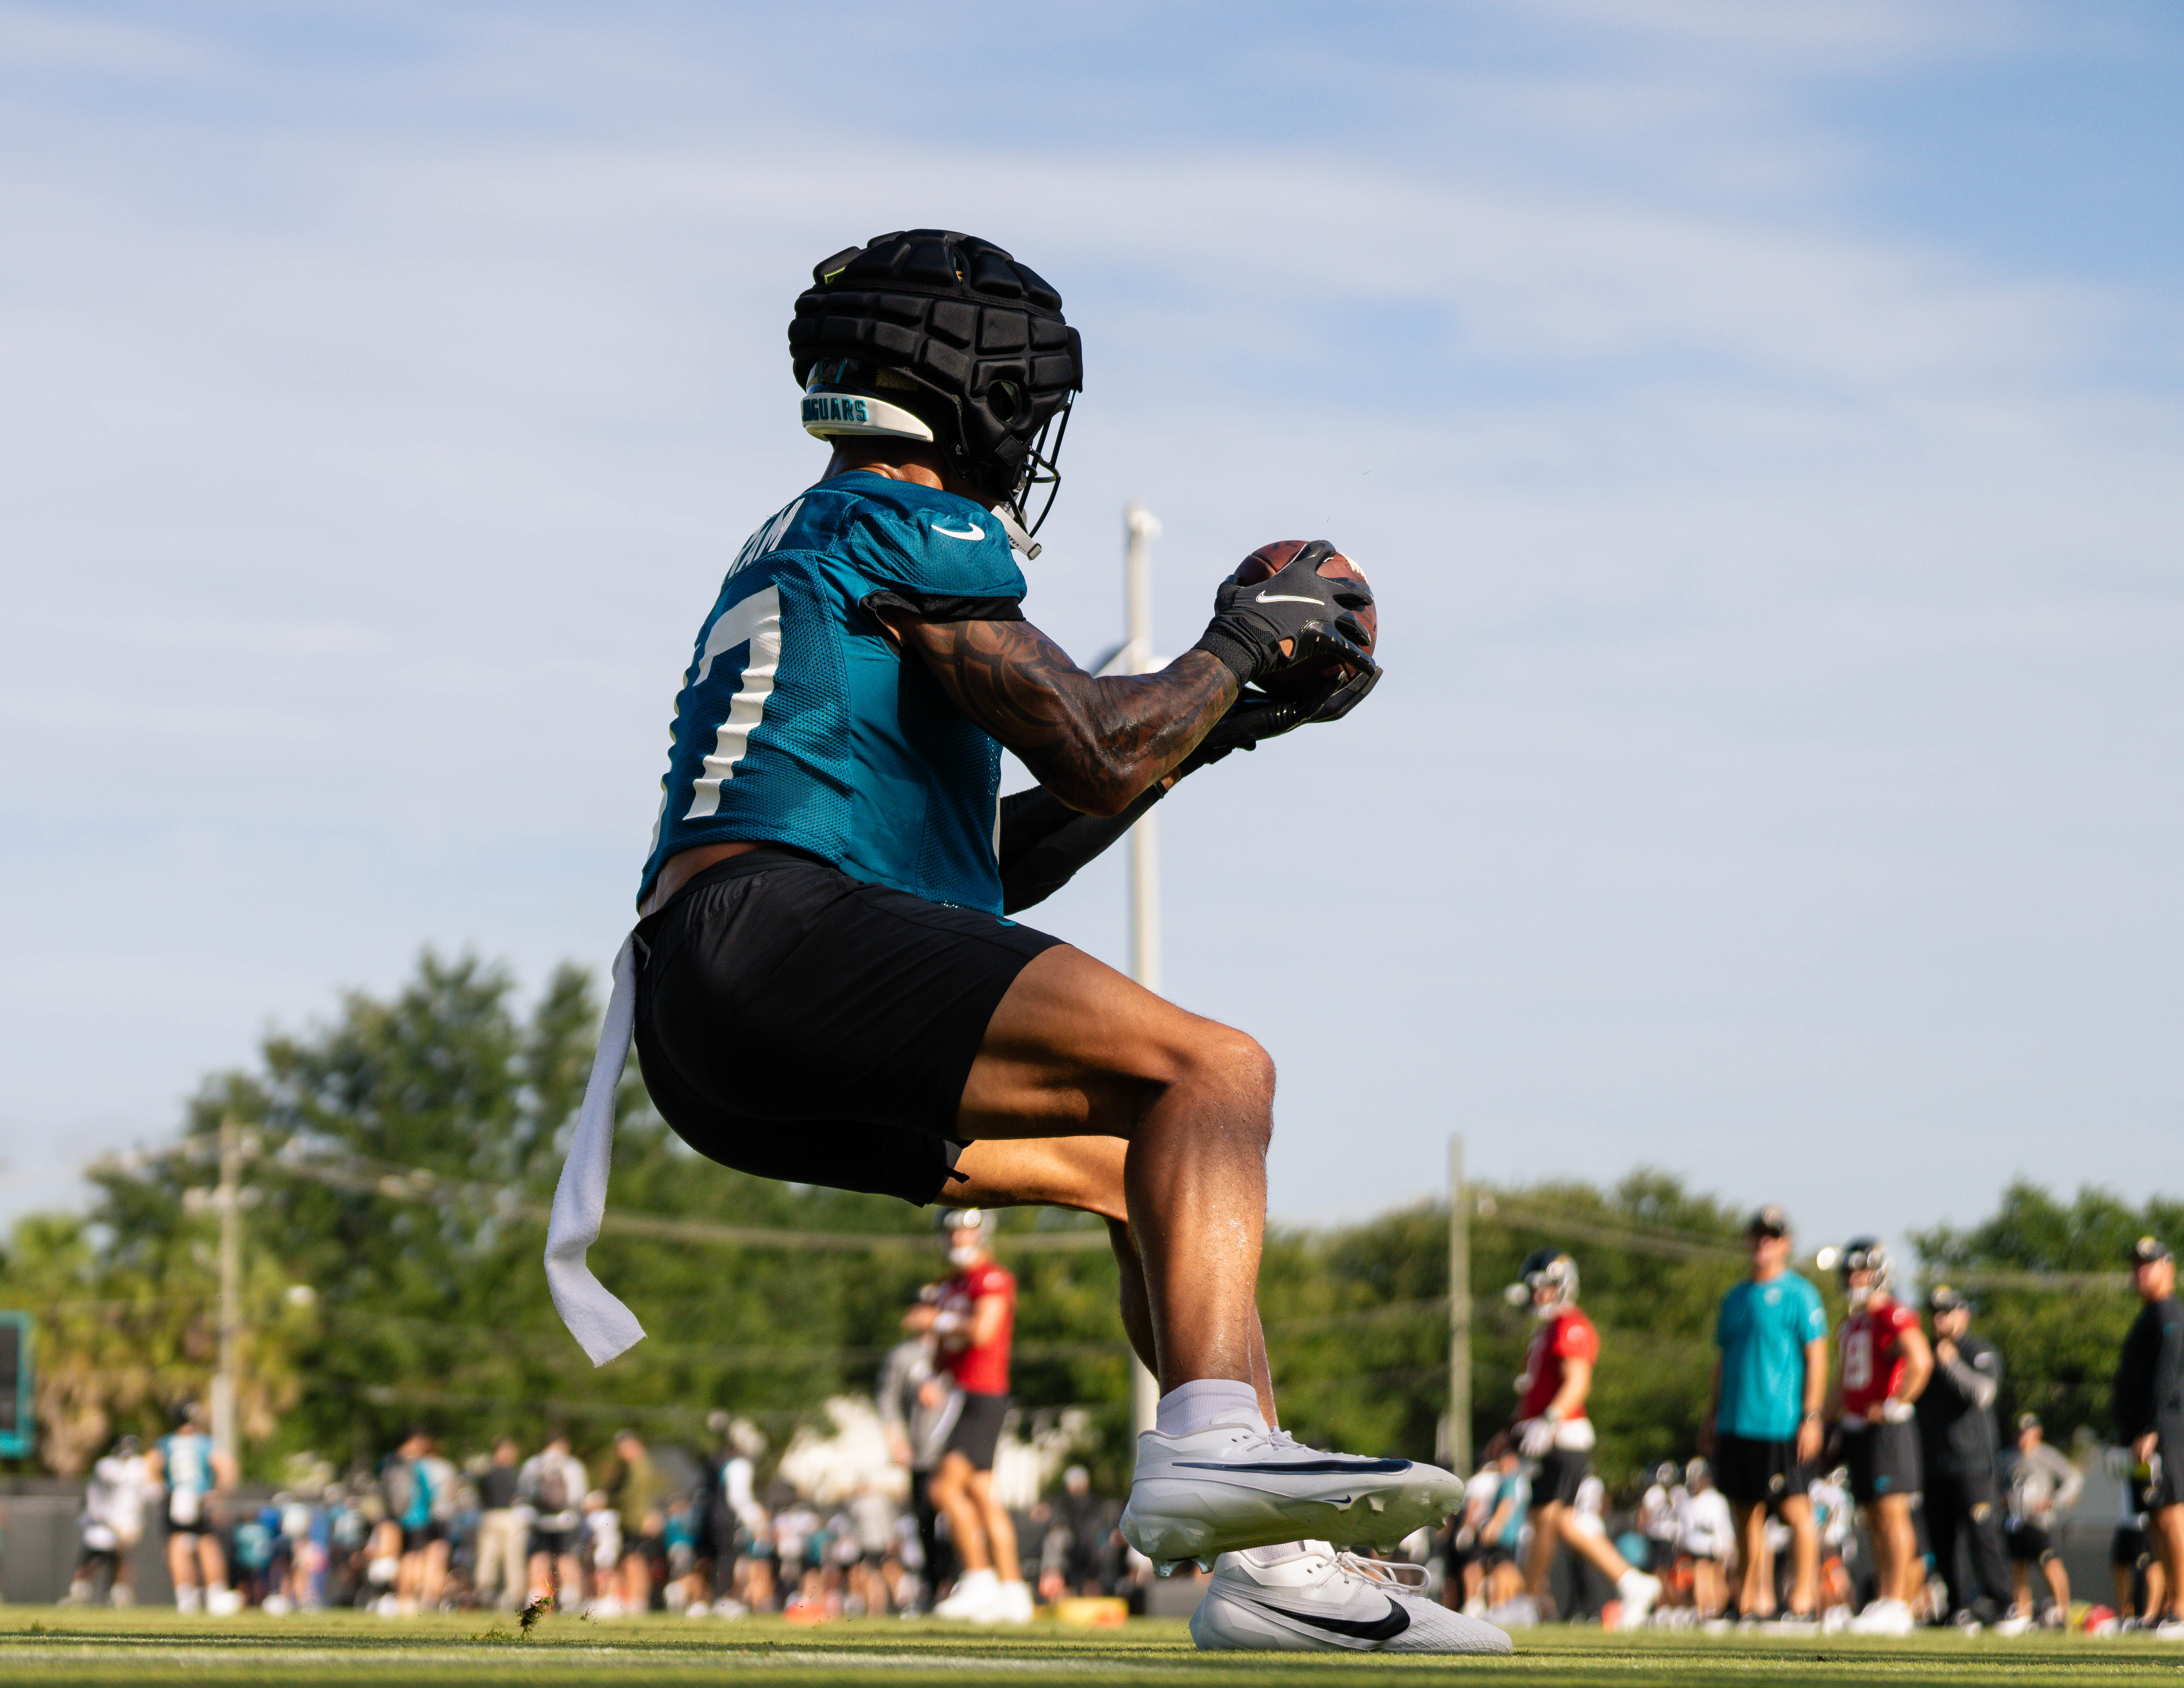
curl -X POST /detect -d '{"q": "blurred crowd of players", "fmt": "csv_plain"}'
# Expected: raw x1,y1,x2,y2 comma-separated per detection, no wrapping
1431,1209,2184,1639
54,1209,1145,1622
44,1205,2184,1636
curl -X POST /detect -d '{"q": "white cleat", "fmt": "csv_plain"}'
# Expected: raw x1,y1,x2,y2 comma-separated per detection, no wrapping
931,1567,1003,1621
1847,1597,1916,1636
1613,1570,1662,1630
991,1579,1035,1624
1190,1541,1512,1654
1119,1414,1466,1570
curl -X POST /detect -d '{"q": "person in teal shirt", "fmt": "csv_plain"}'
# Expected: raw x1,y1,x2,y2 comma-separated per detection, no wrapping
1702,1205,1830,1621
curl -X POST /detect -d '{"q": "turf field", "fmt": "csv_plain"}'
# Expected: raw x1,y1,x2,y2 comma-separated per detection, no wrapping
0,1609,2178,1687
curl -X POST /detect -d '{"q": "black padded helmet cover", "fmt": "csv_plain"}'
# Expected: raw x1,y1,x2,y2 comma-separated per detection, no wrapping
789,229,1083,510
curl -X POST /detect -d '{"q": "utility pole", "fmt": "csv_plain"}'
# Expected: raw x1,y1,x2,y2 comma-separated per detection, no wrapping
1446,1133,1471,1474
212,1116,243,1467
1124,502,1163,1444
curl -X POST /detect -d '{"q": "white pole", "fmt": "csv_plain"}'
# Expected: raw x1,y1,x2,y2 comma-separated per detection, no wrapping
212,1116,242,1466
1123,502,1164,1442
1446,1134,1470,1474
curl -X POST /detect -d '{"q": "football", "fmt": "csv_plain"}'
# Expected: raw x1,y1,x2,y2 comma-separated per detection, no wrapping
1231,539,1376,698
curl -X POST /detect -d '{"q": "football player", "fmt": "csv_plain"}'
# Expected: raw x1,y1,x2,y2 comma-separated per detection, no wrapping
551,230,1493,1654
2115,1236,2184,1635
1829,1239,1932,1635
908,1209,1030,1623
145,1401,240,1615
1503,1251,1661,1627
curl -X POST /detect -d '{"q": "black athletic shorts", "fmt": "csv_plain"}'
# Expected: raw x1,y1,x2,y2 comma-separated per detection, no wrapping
2113,1524,2151,1570
402,1522,446,1554
2005,1522,2053,1564
1714,1433,1808,1506
942,1390,1011,1472
634,849,1062,1207
1533,1445,1589,1508
1843,1420,1921,1505
2143,1425,2184,1510
530,1525,579,1559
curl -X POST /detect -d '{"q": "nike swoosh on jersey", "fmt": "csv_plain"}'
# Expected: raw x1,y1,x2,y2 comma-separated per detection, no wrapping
1255,1597,1411,1642
1254,591,1323,605
932,521,986,540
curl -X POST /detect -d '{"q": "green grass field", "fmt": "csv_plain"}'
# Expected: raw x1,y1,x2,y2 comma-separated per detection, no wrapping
1,1609,2179,1687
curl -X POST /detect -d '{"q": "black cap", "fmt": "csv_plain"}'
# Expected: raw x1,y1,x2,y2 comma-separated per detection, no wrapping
2130,1236,2173,1266
1929,1284,1970,1313
1746,1204,1790,1238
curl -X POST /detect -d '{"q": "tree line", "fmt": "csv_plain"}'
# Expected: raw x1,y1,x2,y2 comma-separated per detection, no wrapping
0,951,2169,1492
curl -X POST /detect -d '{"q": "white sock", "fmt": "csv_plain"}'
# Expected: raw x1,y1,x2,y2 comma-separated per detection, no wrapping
1155,1379,1264,1436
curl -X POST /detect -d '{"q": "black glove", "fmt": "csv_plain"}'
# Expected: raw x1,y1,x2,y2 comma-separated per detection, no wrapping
1189,540,1376,687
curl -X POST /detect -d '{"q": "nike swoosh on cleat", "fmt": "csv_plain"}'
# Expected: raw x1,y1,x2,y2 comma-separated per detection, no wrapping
1172,1458,1414,1475
1253,591,1322,604
1257,1597,1410,1643
932,521,986,540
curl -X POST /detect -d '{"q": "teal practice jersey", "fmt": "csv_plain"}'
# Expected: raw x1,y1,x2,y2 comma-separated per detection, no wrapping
638,473,1026,914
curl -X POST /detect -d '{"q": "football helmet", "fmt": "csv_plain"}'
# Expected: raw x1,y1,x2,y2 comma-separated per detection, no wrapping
1839,1236,1891,1308
1510,1248,1579,1319
789,230,1083,550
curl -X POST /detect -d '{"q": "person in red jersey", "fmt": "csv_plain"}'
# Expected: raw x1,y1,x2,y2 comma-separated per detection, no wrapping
1505,1251,1661,1627
1827,1238,1933,1635
904,1208,1030,1623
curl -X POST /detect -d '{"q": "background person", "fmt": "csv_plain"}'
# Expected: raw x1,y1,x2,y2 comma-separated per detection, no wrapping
378,1431,453,1615
1678,1457,1736,1619
1701,1205,1828,1621
146,1400,240,1614
1505,1250,1661,1626
609,1429,665,1616
1830,1238,1932,1636
1915,1284,2018,1629
908,1208,1032,1624
878,1325,961,1607
69,1434,150,1607
2114,1235,2184,1635
1477,1434,1532,1618
1637,1462,1687,1607
473,1438,527,1612
2005,1414,2080,1624
2108,1445,2166,1624
521,1432,589,1608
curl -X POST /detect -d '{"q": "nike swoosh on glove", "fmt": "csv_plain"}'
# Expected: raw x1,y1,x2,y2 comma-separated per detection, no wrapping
1191,539,1376,687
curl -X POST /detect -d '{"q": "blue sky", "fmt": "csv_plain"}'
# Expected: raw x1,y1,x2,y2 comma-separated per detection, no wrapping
3,1,2179,1263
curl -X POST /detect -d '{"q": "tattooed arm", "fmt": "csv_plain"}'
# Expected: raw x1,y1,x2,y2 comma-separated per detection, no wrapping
875,611,1240,817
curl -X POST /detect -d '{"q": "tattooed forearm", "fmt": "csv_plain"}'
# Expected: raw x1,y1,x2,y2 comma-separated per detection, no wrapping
895,616,1239,816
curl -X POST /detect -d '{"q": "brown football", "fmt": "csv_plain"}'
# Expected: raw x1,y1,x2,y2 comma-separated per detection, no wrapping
1230,539,1376,698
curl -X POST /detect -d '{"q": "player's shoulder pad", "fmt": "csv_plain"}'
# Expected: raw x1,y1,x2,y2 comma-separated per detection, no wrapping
834,476,1027,601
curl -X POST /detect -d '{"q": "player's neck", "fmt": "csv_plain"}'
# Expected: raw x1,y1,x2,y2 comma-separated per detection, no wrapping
822,442,980,502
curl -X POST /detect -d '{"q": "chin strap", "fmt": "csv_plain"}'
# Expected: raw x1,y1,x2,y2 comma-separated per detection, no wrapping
988,502,1041,560
543,935,648,1366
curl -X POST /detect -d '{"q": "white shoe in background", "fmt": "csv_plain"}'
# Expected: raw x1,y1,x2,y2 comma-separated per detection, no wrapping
1847,1597,1915,1636
1614,1570,1662,1629
932,1567,1001,1621
992,1580,1035,1624
1190,1541,1511,1654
